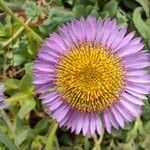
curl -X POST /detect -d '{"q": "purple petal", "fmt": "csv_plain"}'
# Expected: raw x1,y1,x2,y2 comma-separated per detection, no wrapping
52,104,69,122
107,110,119,129
59,24,74,47
126,89,147,99
111,107,124,128
48,99,63,111
119,44,144,57
83,113,90,135
126,83,149,94
59,112,70,127
96,18,110,42
115,103,133,122
96,18,103,41
103,110,111,133
122,92,144,105
119,99,141,117
95,114,102,135
71,112,79,133
46,33,67,53
111,27,127,50
101,19,117,44
114,31,135,51
90,113,96,136
85,16,97,41
127,76,150,83
75,112,84,134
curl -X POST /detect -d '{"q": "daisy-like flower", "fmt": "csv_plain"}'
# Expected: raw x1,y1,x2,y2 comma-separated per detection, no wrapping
0,84,7,109
33,16,150,136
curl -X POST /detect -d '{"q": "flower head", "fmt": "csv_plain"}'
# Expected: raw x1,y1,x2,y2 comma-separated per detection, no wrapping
0,84,7,109
33,16,150,136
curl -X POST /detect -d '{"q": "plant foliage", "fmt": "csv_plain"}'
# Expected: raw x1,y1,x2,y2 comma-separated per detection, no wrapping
0,0,150,149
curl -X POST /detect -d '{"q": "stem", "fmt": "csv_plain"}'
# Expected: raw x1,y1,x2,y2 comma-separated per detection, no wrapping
93,128,104,150
13,68,25,76
2,18,31,48
0,0,44,43
98,127,104,145
93,134,101,150
46,122,58,150
0,110,14,136
5,93,31,104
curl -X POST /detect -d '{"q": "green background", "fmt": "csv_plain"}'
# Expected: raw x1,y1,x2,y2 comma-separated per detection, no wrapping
0,0,150,149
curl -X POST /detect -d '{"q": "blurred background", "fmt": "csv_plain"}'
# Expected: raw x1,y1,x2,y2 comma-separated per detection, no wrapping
0,0,150,149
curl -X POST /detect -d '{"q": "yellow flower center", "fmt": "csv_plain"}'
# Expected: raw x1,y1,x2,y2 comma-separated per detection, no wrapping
55,42,126,112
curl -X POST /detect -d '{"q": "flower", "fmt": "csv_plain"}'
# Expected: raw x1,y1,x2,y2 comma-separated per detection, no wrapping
0,84,7,109
33,16,150,137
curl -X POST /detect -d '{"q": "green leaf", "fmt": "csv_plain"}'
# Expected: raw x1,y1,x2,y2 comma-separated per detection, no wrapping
133,7,149,39
100,11,109,20
133,7,150,48
86,5,94,16
39,8,72,36
135,0,150,18
15,128,29,146
27,33,39,57
103,0,118,17
122,0,138,10
116,9,128,27
5,93,30,105
59,133,73,146
0,16,12,38
111,129,125,139
20,63,33,92
145,18,150,25
31,136,46,150
144,122,150,133
12,36,31,66
73,5,98,18
18,98,36,119
141,134,150,149
14,117,30,146
0,131,17,150
86,5,98,17
34,118,49,134
83,137,90,150
5,78,19,90
22,0,42,23
54,137,60,150
135,118,145,136
14,54,26,66
73,5,86,18
126,122,138,142
22,0,36,10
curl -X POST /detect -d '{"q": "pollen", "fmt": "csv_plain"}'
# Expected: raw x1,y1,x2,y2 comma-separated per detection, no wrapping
55,42,126,113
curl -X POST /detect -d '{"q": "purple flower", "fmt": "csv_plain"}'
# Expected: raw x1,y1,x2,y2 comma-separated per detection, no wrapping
33,16,150,137
0,84,7,109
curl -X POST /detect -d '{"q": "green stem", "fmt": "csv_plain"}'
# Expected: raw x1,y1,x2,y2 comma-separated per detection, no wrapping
46,122,58,150
93,128,104,150
2,18,31,48
98,127,104,145
5,93,30,104
0,0,43,43
13,68,25,77
93,134,101,150
0,110,14,136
